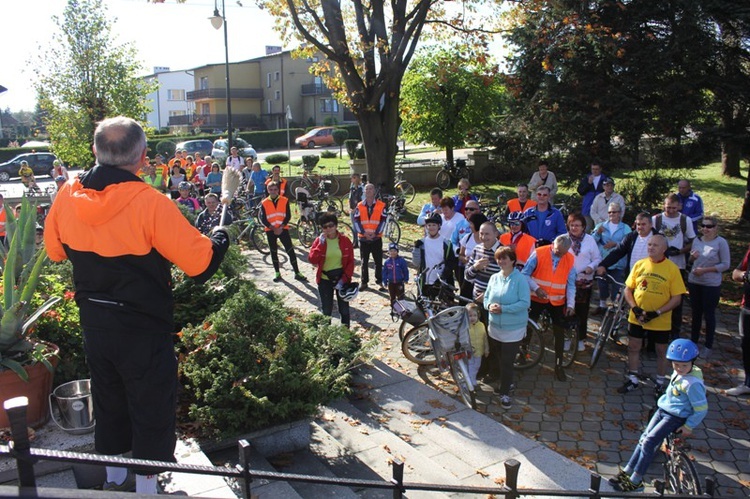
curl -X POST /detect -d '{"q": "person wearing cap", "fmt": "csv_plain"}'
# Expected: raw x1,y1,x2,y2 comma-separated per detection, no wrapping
577,158,612,231
52,159,69,181
590,178,626,226
35,224,44,250
413,214,458,299
175,182,200,213
382,242,409,304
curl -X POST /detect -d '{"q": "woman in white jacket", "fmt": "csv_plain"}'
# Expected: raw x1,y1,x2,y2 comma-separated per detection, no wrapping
567,212,601,352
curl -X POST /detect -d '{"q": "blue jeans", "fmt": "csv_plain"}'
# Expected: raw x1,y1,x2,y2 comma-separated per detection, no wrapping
625,408,686,478
688,283,721,349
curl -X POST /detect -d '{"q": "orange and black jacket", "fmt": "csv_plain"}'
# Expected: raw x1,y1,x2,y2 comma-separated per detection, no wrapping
44,165,229,335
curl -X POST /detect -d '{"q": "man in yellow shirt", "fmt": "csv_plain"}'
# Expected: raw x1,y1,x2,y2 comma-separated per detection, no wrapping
619,234,686,394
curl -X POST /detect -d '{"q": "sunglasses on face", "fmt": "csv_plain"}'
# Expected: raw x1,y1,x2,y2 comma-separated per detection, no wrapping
537,193,549,197
465,207,479,212
701,224,715,228
508,222,521,226
608,211,620,214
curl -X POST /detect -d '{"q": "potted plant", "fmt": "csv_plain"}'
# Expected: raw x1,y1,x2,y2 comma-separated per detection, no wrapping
0,197,61,428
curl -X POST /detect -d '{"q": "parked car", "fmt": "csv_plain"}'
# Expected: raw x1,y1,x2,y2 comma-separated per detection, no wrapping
175,140,213,159
294,127,336,149
0,152,59,182
211,138,257,163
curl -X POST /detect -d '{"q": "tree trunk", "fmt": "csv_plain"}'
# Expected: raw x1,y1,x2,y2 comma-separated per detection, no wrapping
357,90,399,194
741,170,750,222
446,146,455,167
721,137,742,177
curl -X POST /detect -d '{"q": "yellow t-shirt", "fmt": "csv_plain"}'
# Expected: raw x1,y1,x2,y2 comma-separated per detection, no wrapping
322,236,341,279
626,257,686,331
468,321,488,357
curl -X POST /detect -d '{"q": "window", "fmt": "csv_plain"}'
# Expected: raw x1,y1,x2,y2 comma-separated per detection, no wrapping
167,89,185,101
267,100,272,114
201,103,210,115
320,99,339,113
267,73,272,88
275,90,281,101
275,71,280,81
199,77,209,90
168,110,187,117
307,56,319,62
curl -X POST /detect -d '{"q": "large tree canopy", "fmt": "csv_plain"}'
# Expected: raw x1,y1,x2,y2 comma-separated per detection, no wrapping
33,0,154,167
400,46,506,166
257,0,504,190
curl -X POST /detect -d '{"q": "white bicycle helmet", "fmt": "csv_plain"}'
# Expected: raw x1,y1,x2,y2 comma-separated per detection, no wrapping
339,283,359,302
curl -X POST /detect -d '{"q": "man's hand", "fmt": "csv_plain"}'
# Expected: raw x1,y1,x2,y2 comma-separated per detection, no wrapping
318,234,327,245
632,306,645,317
565,307,574,316
273,227,283,236
597,225,605,234
596,266,606,276
535,288,548,299
677,425,693,437
643,311,659,322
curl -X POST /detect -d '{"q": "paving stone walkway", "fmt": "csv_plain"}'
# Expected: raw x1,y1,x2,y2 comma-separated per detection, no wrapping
246,243,750,497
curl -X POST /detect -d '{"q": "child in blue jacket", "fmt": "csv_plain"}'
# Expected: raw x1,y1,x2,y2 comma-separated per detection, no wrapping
383,242,409,304
610,339,708,492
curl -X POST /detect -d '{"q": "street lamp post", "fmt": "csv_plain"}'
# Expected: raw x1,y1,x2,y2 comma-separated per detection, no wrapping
210,0,232,151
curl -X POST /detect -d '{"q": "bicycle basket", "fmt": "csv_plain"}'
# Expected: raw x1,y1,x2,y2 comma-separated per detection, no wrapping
295,187,310,203
392,299,426,327
320,179,331,193
427,306,471,352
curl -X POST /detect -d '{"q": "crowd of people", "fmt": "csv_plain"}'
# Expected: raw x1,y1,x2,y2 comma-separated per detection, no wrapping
32,135,747,493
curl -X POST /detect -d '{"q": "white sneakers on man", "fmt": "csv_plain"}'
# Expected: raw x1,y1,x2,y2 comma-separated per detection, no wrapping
726,384,750,396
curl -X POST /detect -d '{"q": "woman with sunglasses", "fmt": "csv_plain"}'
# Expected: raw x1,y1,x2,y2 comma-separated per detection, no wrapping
687,215,730,358
309,213,355,328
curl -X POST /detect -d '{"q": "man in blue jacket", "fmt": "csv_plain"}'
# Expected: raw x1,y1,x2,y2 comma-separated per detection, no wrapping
677,179,704,232
523,186,566,246
577,158,610,231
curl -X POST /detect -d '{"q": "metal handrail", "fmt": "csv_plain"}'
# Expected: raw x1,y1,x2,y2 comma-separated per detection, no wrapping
1,398,717,499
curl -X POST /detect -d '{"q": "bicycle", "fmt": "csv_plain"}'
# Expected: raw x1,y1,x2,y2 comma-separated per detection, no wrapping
393,169,415,204
296,190,352,248
589,273,629,369
513,308,577,370
483,193,510,233
287,165,341,197
382,195,404,244
231,197,271,254
435,159,469,189
553,193,581,219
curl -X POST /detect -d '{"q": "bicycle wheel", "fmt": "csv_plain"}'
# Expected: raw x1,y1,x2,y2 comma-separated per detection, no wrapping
394,181,416,204
449,356,476,409
398,320,409,341
589,308,614,369
288,178,303,198
436,170,451,189
325,175,340,196
664,450,702,495
384,219,401,244
401,324,436,366
297,219,317,248
456,167,469,179
483,166,500,183
514,322,544,370
249,225,270,255
561,322,578,368
322,197,344,213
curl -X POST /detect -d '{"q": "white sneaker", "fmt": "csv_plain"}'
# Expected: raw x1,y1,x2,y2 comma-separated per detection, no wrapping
578,340,586,352
726,385,750,396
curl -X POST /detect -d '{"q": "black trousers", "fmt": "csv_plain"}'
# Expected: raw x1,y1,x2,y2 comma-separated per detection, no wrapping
489,336,521,396
574,286,592,342
530,301,567,366
84,330,177,474
359,237,383,286
266,229,300,273
318,278,350,327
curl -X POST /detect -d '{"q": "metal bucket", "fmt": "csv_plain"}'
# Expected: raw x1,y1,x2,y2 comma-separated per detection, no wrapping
49,379,95,435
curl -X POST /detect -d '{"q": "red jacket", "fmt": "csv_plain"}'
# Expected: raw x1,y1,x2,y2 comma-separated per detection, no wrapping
309,233,355,284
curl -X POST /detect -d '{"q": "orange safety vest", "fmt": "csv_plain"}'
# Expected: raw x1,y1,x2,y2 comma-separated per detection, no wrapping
507,198,537,213
261,195,289,231
530,245,574,306
266,177,288,196
499,232,536,265
357,199,386,238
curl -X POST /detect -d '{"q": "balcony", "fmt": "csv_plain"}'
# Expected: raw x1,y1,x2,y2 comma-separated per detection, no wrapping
168,114,262,129
300,83,332,96
187,88,263,101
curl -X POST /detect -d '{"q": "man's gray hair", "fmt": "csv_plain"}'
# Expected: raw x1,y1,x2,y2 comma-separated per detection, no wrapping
94,116,147,168
608,202,622,213
554,234,572,252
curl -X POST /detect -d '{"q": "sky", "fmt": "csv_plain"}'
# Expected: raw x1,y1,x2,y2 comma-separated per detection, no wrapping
3,0,284,112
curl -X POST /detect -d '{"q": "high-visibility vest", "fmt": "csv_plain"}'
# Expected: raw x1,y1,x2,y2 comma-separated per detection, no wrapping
499,231,536,266
154,164,169,179
357,200,386,238
265,177,288,196
142,172,164,189
530,245,574,306
507,198,537,213
261,196,289,231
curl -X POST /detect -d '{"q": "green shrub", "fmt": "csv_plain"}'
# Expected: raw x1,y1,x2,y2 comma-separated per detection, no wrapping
290,159,302,167
332,129,349,146
180,282,362,437
344,140,359,160
323,117,339,126
619,167,689,220
320,150,338,159
301,155,320,169
156,140,177,159
264,153,289,165
355,144,366,159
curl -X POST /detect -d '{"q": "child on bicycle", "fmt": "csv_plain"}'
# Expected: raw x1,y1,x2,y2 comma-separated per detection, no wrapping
610,338,708,492
466,303,489,387
383,242,408,304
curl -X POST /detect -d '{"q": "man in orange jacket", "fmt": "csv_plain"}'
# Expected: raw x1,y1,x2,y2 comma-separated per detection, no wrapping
259,181,307,283
45,117,230,495
353,183,386,291
521,234,576,381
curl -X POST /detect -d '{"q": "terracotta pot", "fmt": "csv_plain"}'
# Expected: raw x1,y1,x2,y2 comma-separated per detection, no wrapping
0,343,60,429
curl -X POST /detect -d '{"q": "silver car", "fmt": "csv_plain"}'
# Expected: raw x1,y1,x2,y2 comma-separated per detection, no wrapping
211,138,257,163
